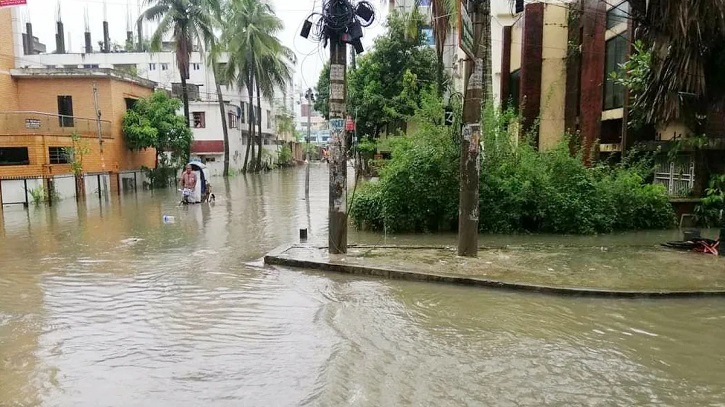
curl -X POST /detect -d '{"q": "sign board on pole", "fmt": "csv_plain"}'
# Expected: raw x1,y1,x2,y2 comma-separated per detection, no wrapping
0,0,27,7
458,1,475,59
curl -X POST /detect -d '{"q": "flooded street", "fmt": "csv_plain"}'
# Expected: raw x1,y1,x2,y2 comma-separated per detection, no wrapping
1,164,724,406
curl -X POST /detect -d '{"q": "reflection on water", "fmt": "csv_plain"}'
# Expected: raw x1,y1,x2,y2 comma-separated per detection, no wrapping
1,164,724,406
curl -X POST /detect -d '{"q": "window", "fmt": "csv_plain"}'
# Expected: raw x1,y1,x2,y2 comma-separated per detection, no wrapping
83,64,99,69
603,36,628,110
192,112,206,128
606,1,629,29
57,95,74,127
149,63,156,71
192,63,201,71
266,110,271,129
228,111,238,128
125,98,138,111
161,63,169,71
507,69,521,111
0,147,30,166
240,102,246,123
49,147,71,164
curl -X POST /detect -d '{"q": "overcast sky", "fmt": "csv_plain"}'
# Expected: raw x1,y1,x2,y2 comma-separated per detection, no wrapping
15,0,389,91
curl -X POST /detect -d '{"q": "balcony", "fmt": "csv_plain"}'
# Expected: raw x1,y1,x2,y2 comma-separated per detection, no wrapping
0,111,112,139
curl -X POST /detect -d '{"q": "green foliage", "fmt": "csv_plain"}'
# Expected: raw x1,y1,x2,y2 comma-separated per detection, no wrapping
275,110,295,138
63,132,90,176
315,10,438,137
350,99,676,234
357,138,377,155
28,185,60,204
350,90,460,232
277,145,293,166
122,90,192,167
611,40,652,129
694,174,725,227
142,165,178,189
314,63,330,120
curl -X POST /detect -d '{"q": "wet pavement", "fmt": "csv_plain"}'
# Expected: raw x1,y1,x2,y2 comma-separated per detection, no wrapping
1,164,725,406
267,243,725,293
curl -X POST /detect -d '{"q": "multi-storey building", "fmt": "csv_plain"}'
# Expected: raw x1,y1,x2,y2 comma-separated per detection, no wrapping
0,8,156,205
387,0,516,105
5,6,298,176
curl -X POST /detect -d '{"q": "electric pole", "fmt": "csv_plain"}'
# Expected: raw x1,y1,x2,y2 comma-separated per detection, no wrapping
305,88,314,199
92,82,108,200
299,0,372,254
458,0,489,257
328,35,348,254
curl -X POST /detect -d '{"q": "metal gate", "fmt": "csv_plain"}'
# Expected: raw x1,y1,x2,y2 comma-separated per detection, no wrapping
653,155,695,196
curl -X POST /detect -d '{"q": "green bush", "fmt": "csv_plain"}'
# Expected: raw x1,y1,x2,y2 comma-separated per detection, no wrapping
349,100,676,234
694,174,725,227
277,145,293,166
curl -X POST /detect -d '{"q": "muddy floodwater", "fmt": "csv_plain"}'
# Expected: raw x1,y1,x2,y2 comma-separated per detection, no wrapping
1,164,724,406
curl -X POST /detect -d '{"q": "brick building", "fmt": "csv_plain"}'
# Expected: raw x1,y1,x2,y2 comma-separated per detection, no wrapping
0,8,156,204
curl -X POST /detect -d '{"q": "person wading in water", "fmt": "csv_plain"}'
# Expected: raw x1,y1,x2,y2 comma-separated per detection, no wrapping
180,164,197,203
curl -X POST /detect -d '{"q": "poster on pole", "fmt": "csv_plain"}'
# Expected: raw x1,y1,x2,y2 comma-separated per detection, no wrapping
0,0,27,8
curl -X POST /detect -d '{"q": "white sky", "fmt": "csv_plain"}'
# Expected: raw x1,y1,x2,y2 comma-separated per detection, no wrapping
15,0,389,91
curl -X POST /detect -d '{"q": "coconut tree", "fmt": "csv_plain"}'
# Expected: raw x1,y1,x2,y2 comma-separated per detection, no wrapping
140,0,220,128
402,0,458,96
221,45,256,172
220,0,293,172
628,0,725,127
207,43,232,176
253,45,296,170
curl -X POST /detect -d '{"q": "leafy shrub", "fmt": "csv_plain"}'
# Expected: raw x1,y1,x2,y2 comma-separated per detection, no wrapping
277,145,293,166
694,174,725,227
350,100,676,234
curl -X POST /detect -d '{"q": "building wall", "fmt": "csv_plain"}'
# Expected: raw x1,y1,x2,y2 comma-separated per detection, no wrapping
579,0,607,161
1,75,155,179
538,4,569,150
0,9,19,112
519,3,545,140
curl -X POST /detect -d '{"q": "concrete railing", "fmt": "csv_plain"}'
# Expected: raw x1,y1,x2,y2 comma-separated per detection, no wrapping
0,111,112,138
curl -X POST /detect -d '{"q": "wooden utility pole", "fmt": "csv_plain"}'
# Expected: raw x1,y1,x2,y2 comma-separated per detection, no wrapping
328,35,348,254
458,0,490,257
92,82,108,200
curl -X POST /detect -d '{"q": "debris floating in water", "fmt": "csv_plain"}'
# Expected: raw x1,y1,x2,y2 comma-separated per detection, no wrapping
162,215,175,224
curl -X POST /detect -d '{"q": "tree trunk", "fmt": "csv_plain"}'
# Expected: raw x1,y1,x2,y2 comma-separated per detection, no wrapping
256,80,263,171
437,52,444,97
215,77,230,177
243,88,254,173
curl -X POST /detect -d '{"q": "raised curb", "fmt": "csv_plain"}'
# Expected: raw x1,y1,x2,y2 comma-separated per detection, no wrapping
264,245,725,299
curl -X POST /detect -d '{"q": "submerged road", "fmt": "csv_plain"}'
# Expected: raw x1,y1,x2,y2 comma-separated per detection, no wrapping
1,164,724,406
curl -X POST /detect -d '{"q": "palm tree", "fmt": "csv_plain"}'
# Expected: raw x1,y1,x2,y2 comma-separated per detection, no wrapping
254,46,295,170
402,0,458,96
207,44,231,176
220,0,294,172
221,47,256,172
628,0,725,126
140,0,220,129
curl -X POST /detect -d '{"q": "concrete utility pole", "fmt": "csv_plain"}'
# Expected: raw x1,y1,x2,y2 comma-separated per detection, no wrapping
305,88,314,199
328,36,348,254
92,82,108,199
458,0,487,257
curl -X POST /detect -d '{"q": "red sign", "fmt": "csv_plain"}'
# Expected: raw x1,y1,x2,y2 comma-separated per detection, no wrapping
345,116,355,131
0,0,27,7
